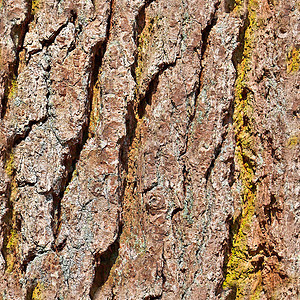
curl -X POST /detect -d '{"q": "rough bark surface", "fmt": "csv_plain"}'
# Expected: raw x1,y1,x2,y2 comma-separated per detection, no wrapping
0,0,299,299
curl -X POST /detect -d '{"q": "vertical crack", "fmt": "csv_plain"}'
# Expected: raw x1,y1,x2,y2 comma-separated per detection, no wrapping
218,12,250,296
52,0,115,250
0,0,44,265
180,1,220,160
190,1,220,124
221,3,288,296
137,61,176,119
89,225,123,299
1,0,34,119
224,0,237,13
1,154,22,274
130,0,156,85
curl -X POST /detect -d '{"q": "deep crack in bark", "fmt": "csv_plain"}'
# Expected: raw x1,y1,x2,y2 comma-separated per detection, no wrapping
180,0,220,160
190,1,220,125
89,224,123,299
217,11,249,296
0,0,36,274
1,0,34,119
52,0,115,251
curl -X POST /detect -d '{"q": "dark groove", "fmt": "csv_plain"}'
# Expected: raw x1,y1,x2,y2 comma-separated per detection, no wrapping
145,296,162,300
224,0,237,13
11,116,48,148
119,100,137,175
182,164,188,196
231,12,250,72
89,224,123,299
52,0,115,249
204,131,227,184
225,286,237,300
1,0,34,119
171,207,183,220
142,182,158,194
21,250,36,273
1,191,14,271
192,1,220,124
25,285,34,300
1,197,22,272
219,213,241,296
215,11,250,296
27,11,77,59
180,1,220,161
261,193,283,233
51,193,61,245
138,62,176,119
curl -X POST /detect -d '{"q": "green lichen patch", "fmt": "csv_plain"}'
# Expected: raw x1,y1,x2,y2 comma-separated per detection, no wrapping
287,47,300,74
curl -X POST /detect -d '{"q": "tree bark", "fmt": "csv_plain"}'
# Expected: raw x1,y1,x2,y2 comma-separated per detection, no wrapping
0,0,299,299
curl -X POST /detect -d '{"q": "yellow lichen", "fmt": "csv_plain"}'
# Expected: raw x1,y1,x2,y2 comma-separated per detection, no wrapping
3,151,21,274
32,282,44,300
5,152,19,203
287,47,300,74
5,152,14,178
64,169,78,196
135,16,160,88
231,0,245,15
287,135,299,147
6,228,20,273
31,0,40,15
89,76,102,137
18,49,26,74
7,77,18,101
223,0,263,297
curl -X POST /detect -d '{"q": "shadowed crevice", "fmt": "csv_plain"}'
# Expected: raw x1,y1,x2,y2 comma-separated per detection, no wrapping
145,296,162,300
25,285,34,300
1,0,34,119
89,225,122,299
181,0,220,161
191,1,220,125
137,61,176,119
52,0,115,250
224,0,237,13
231,12,250,71
215,9,249,297
131,0,156,83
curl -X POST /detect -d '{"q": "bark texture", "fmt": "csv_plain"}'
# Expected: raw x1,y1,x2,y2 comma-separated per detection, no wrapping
0,0,299,299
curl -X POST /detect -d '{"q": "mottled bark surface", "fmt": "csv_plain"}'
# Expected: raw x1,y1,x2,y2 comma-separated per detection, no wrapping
0,0,299,299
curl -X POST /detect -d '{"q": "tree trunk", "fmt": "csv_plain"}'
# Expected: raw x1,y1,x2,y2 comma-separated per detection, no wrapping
0,0,299,299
